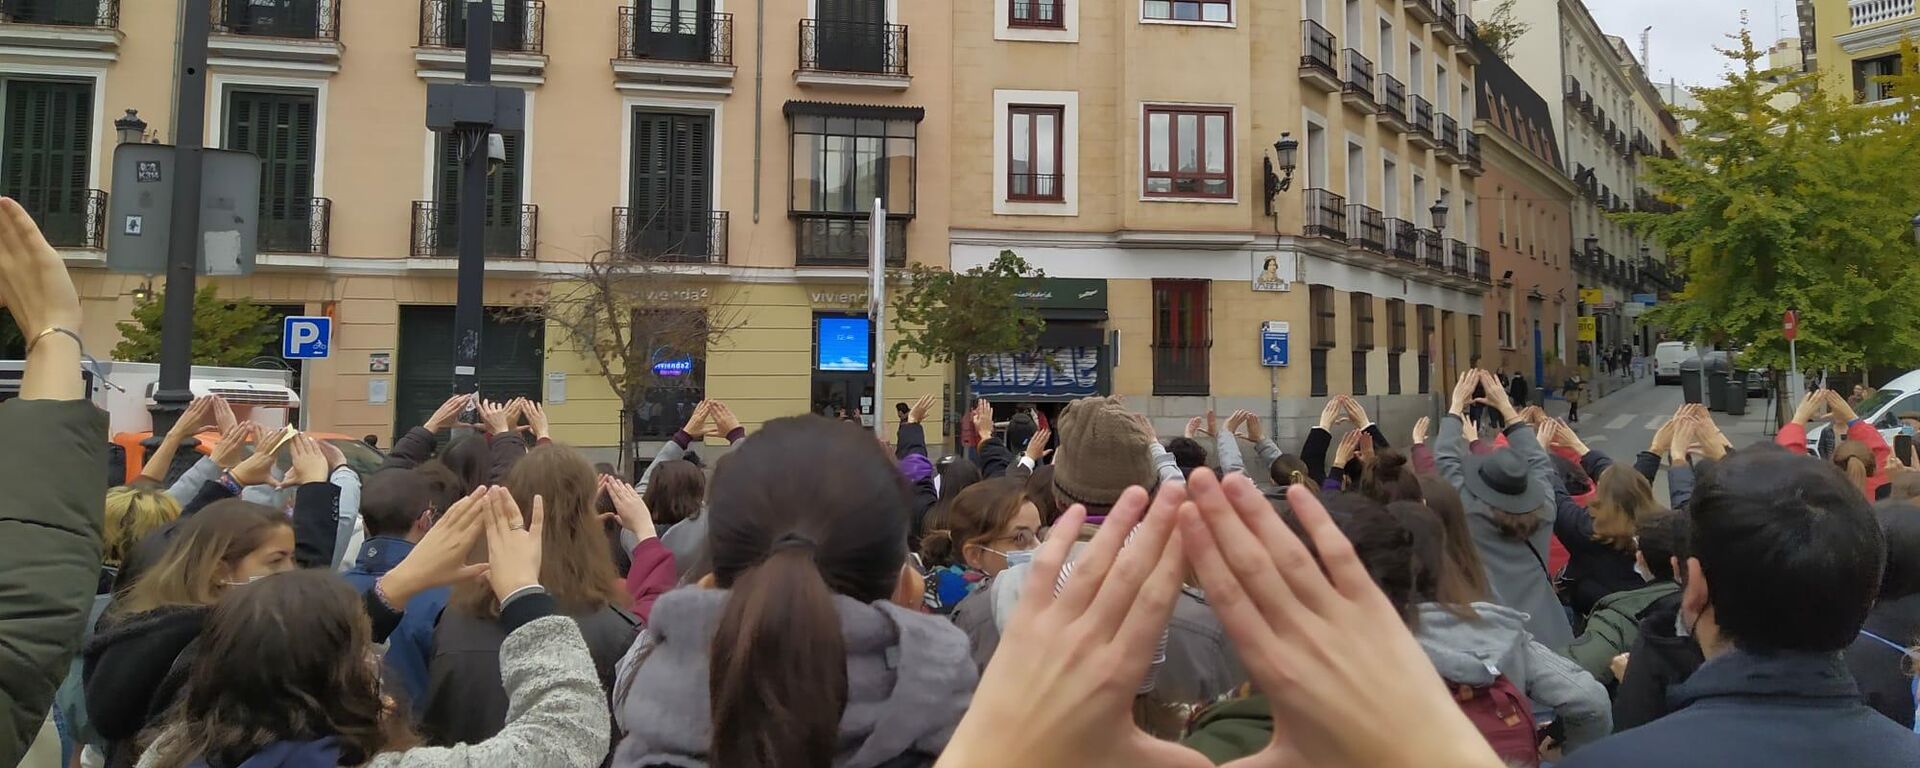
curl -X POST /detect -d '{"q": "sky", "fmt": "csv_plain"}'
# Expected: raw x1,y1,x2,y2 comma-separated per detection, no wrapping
1585,0,1791,88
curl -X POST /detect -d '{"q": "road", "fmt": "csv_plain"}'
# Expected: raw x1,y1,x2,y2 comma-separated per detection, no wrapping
1542,376,1779,499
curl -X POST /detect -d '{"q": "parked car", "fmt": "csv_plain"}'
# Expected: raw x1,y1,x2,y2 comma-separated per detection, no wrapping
1806,369,1920,458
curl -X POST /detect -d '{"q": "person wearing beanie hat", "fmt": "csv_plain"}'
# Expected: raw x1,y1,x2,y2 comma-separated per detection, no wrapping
1050,396,1156,513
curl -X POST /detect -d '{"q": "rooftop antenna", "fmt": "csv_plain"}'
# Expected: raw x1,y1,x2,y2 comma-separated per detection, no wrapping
1640,26,1652,74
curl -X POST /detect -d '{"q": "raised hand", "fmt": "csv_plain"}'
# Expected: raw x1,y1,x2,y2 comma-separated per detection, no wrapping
316,437,348,474
1476,369,1517,421
1318,398,1344,431
1334,430,1363,466
907,393,935,425
1342,396,1372,428
1535,418,1561,450
1178,475,1503,768
521,399,551,441
1550,418,1590,456
229,430,282,487
1411,416,1430,446
1356,430,1375,463
1448,371,1480,415
212,422,261,470
482,487,546,603
1792,389,1826,426
0,197,82,339
1824,388,1859,423
710,400,743,437
1669,417,1696,465
477,399,512,435
1025,428,1052,464
1460,416,1480,445
1203,409,1219,437
1184,416,1203,440
600,475,655,541
379,487,493,607
1231,410,1264,443
425,393,474,433
972,400,996,447
278,434,330,488
170,396,216,439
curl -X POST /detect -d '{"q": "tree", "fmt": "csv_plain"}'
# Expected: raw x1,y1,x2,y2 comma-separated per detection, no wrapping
1474,0,1531,62
1620,30,1920,379
512,247,743,471
888,250,1046,441
113,285,279,367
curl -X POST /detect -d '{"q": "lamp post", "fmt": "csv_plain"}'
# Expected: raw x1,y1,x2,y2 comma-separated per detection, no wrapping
148,0,213,444
114,109,146,145
1430,199,1449,233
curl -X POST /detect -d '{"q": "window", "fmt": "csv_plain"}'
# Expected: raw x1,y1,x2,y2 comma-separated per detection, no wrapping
1854,53,1899,103
226,90,319,253
1008,105,1064,201
1382,157,1398,218
1010,0,1064,27
432,129,524,257
1408,43,1422,97
1351,293,1373,396
1497,310,1513,348
1,79,95,249
1343,0,1361,41
1417,304,1435,394
1436,65,1448,116
629,309,709,439
1310,285,1335,397
1387,299,1405,395
789,111,918,216
1378,20,1393,77
1152,279,1211,395
1143,0,1230,22
1304,120,1328,190
1143,105,1232,198
1468,314,1484,362
627,110,716,259
1346,142,1365,204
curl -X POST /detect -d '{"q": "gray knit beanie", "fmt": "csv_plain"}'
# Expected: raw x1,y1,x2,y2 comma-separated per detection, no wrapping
1051,396,1154,508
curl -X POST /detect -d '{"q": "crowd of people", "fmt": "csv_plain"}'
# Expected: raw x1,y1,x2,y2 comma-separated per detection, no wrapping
3,198,1920,768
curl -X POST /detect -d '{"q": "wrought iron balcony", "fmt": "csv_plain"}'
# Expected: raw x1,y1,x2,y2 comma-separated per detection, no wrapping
1342,49,1376,113
1434,0,1462,45
1009,172,1064,202
1347,204,1385,253
1448,239,1471,278
1437,113,1460,157
612,207,728,263
0,0,116,27
1303,188,1347,241
1461,131,1484,176
795,213,906,267
1404,0,1439,24
1385,217,1418,263
259,197,331,254
1410,96,1438,149
798,19,908,77
409,201,539,259
212,0,338,40
1472,247,1491,284
1299,20,1340,92
618,6,732,65
1379,74,1411,133
17,188,106,249
419,0,544,54
1418,229,1445,271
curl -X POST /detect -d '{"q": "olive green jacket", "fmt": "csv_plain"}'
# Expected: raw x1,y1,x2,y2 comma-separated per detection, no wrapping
1566,579,1682,685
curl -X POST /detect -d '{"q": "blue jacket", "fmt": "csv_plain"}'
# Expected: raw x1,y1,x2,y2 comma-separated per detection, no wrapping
1561,649,1920,768
341,537,446,714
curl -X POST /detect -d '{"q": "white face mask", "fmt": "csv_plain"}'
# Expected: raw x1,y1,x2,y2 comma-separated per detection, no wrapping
1633,560,1654,583
220,573,267,587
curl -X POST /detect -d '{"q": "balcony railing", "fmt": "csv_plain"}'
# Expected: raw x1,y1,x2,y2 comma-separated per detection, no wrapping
1342,49,1375,106
611,208,728,263
1437,114,1459,154
1379,74,1408,125
0,0,116,27
1347,204,1385,253
419,0,544,54
1300,20,1337,78
259,197,331,254
798,19,908,77
618,6,732,65
1412,95,1434,136
1434,0,1461,44
1448,239,1471,278
795,213,906,267
1418,230,1445,271
1303,188,1347,241
1472,247,1491,284
1009,172,1064,201
1851,0,1914,27
1462,131,1482,164
211,0,338,40
1385,217,1418,263
409,201,539,259
17,188,106,249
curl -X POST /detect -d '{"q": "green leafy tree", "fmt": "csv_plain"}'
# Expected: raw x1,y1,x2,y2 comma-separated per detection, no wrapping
1621,31,1920,378
1474,0,1530,61
113,285,279,367
889,250,1046,432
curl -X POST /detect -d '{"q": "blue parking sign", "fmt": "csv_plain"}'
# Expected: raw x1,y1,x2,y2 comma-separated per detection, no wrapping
1260,321,1289,367
283,316,333,359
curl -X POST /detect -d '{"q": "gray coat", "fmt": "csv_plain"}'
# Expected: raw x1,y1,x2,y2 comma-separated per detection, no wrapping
1434,416,1574,650
1416,603,1612,753
139,616,610,768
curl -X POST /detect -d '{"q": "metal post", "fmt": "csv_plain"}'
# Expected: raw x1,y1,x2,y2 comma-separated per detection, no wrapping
148,0,212,442
1268,366,1280,439
452,1,494,395
298,358,312,430
868,199,886,433
1788,336,1800,411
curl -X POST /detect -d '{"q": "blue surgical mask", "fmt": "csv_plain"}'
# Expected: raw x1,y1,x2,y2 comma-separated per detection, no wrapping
1005,548,1035,568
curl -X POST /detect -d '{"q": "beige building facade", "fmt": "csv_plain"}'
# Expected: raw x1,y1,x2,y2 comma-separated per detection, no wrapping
7,0,951,465
949,0,1492,443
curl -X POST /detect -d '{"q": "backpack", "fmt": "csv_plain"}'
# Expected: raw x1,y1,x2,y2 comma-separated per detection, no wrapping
1449,675,1540,768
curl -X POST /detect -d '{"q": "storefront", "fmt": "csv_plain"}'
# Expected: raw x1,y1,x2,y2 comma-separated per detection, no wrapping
969,278,1111,425
808,287,878,426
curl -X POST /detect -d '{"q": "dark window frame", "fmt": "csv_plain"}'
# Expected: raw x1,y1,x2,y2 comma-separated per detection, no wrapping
1009,0,1065,28
1310,348,1329,398
1387,298,1407,352
1352,350,1369,396
1142,104,1234,199
1152,279,1212,396
1351,293,1375,351
1008,104,1065,202
1310,285,1337,349
1417,304,1435,395
787,111,919,218
1142,0,1232,23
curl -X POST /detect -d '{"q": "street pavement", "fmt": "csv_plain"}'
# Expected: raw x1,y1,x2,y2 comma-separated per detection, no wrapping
1541,376,1779,500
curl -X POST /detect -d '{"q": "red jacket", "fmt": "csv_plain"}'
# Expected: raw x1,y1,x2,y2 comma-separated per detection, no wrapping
1777,420,1890,500
624,536,678,627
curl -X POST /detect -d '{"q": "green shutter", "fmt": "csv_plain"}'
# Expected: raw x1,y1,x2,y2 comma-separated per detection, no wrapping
1,80,93,246
629,111,711,254
435,131,523,255
225,90,316,251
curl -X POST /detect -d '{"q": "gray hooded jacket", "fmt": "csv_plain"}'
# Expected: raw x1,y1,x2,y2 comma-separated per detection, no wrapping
1434,416,1575,649
1415,602,1612,753
612,588,977,768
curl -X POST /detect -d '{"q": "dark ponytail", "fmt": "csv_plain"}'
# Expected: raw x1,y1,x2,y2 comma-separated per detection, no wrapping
702,415,910,768
1359,449,1423,504
710,545,847,768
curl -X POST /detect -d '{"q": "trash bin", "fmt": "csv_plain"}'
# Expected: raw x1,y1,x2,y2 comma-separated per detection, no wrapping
1705,356,1732,412
1725,373,1748,416
1679,358,1705,405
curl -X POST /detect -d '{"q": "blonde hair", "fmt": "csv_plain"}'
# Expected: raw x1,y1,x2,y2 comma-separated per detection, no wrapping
1834,440,1877,500
113,500,288,615
104,486,181,567
1589,465,1656,552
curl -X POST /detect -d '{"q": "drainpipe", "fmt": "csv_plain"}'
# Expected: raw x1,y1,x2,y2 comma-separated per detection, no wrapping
752,0,765,223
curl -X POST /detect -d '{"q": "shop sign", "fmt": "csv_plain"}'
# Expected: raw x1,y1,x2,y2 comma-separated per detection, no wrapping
644,287,711,303
810,289,870,307
1011,278,1107,311
1577,317,1597,342
969,347,1101,399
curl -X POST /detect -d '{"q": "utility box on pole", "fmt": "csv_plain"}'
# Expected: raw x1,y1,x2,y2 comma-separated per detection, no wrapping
107,144,262,277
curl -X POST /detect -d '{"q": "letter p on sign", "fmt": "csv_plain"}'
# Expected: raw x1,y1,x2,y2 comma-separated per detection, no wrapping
283,316,333,359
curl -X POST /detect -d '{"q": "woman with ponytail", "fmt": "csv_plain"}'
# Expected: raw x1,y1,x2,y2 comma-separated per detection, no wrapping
1779,389,1890,501
612,416,977,768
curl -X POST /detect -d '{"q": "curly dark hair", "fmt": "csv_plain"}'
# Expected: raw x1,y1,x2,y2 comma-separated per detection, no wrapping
142,569,415,768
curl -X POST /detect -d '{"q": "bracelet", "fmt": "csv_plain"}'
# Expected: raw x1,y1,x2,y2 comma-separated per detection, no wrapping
26,326,82,356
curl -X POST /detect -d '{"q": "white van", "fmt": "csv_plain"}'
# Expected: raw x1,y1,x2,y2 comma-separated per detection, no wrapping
1653,341,1697,385
1806,368,1920,457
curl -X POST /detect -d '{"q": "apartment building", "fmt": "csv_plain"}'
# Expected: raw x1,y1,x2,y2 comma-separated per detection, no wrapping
1473,43,1576,385
1473,0,1677,363
1805,0,1918,105
0,0,950,460
949,0,1490,439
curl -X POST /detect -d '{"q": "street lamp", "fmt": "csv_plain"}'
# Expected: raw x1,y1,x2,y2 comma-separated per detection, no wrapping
114,109,146,145
1262,133,1299,217
1584,235,1598,254
1430,199,1449,232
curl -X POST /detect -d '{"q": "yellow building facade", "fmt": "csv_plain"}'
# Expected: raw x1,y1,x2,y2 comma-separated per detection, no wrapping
1805,0,1917,104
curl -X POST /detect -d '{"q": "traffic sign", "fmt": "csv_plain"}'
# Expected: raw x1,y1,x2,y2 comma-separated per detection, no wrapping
1579,288,1604,306
1260,321,1290,367
1577,317,1597,342
1783,309,1798,341
283,316,333,359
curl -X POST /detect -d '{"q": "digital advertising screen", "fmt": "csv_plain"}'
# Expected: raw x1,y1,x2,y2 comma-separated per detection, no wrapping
816,316,871,372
